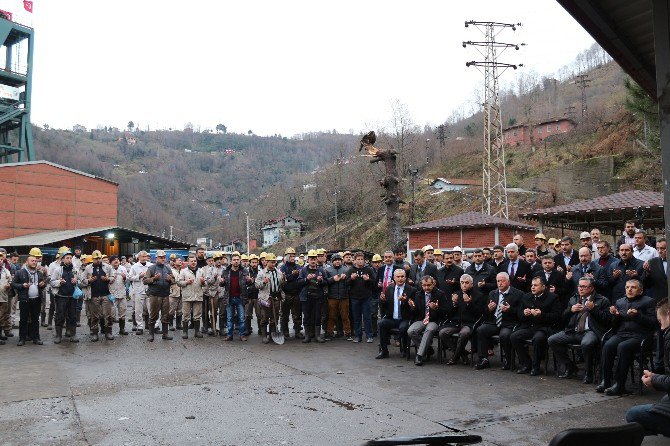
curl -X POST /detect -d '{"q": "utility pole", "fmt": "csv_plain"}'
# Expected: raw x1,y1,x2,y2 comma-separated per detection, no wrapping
464,20,524,219
436,125,447,164
244,211,250,254
575,73,591,119
409,167,419,225
424,138,430,166
564,105,577,120
334,147,344,234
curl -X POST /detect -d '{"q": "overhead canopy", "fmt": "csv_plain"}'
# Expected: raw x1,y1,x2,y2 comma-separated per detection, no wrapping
404,211,536,232
557,0,656,97
520,190,663,234
0,226,190,249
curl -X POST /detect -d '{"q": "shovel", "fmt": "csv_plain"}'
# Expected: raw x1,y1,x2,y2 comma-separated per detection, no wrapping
270,297,285,345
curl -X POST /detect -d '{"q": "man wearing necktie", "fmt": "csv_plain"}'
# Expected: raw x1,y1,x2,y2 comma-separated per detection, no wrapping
642,238,668,372
376,269,416,359
406,276,446,365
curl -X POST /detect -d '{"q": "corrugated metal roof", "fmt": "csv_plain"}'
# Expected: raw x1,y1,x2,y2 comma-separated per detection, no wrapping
0,226,189,248
521,190,663,218
0,160,118,185
404,211,536,232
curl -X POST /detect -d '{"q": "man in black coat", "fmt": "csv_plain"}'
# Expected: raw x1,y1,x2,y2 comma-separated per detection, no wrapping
548,277,611,383
598,279,657,395
408,250,438,287
534,256,568,301
643,237,668,300
465,249,497,295
510,276,562,376
606,244,645,303
376,269,416,359
12,251,47,346
474,272,524,370
554,236,580,273
626,297,670,437
505,243,532,293
490,245,508,273
436,252,464,296
406,275,447,365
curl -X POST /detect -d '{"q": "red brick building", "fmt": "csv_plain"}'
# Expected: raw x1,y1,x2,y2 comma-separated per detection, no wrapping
405,211,537,254
0,161,118,240
503,118,577,147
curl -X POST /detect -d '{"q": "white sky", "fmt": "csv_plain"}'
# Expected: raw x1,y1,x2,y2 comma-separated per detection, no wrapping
21,0,596,136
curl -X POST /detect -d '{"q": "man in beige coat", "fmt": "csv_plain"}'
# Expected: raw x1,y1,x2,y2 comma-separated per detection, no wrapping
178,255,205,339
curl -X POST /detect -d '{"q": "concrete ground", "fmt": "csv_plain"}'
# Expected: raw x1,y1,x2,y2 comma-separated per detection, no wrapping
0,325,668,446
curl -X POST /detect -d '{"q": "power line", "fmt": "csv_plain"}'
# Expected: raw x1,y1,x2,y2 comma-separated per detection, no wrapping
575,73,591,119
463,20,524,219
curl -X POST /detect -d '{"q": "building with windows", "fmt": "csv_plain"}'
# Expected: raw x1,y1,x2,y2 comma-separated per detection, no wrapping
262,216,304,247
503,118,577,147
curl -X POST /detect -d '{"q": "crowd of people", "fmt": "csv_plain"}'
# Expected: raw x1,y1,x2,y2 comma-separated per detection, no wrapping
0,222,669,436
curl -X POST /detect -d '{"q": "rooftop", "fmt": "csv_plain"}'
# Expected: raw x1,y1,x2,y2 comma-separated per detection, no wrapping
404,211,536,232
0,160,118,185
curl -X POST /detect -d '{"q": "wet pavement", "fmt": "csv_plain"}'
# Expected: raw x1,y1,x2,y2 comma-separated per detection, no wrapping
1,326,668,446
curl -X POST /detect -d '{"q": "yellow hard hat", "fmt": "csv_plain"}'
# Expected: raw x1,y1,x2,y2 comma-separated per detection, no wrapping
285,247,296,255
29,247,42,257
57,246,70,255
434,249,443,255
297,259,305,266
213,251,223,259
372,254,382,262
265,253,277,261
83,255,93,264
307,249,318,258
547,237,557,245
259,252,267,259
91,250,103,259
316,248,326,255
240,254,249,260
232,251,240,256
249,254,259,261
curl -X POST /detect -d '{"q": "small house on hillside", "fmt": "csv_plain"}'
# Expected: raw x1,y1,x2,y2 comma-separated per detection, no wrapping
262,216,304,247
503,118,577,147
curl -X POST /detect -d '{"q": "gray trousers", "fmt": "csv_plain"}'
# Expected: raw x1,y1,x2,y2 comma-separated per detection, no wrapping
407,320,439,357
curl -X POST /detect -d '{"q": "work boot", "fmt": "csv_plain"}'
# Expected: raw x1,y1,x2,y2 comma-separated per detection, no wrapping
65,327,71,337
54,326,63,344
315,326,325,343
90,332,99,342
261,326,269,344
302,326,313,343
118,320,128,335
294,330,305,340
5,329,13,337
175,315,182,330
154,323,162,335
162,323,173,340
194,321,203,338
105,327,114,341
148,327,155,342
70,326,79,343
169,317,176,332
182,325,189,339
41,312,46,327
47,310,54,330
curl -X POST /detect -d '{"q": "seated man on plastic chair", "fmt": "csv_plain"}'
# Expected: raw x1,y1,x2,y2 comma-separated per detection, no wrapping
626,297,670,437
406,275,447,366
376,269,416,359
548,277,611,384
598,279,656,395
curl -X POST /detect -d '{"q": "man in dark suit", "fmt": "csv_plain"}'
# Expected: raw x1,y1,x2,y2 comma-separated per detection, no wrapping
376,269,416,359
491,245,508,273
606,244,645,303
534,256,568,299
567,247,607,299
406,275,447,365
554,236,580,273
474,272,524,370
377,251,400,298
524,249,543,276
548,277,611,383
511,276,562,376
465,249,497,295
505,243,532,293
408,250,438,286
642,237,668,372
437,252,464,296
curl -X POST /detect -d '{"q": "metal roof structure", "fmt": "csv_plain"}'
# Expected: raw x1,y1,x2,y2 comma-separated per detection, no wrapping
0,226,189,248
557,0,656,97
404,211,536,232
520,190,664,234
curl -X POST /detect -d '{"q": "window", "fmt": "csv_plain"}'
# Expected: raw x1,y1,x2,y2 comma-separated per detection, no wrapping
556,123,561,131
513,130,517,136
547,125,551,133
538,127,542,134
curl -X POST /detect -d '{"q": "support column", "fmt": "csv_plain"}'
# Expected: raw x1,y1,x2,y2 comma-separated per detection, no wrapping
653,0,670,296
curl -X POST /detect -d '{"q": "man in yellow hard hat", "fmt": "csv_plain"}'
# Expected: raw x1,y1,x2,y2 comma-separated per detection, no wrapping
433,249,444,270
255,253,284,344
240,253,250,270
14,248,47,345
297,250,326,343
128,251,151,335
142,250,175,342
259,252,268,270
81,250,116,342
244,254,261,336
44,246,71,330
50,248,80,343
108,255,130,336
279,247,304,339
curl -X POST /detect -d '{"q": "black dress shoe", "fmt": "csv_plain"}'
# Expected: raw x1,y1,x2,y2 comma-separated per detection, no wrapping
605,384,629,396
33,340,43,345
375,351,389,359
516,366,531,374
446,358,458,365
595,381,609,393
475,359,490,370
530,367,542,376
17,339,24,346
414,355,423,366
501,360,510,371
583,375,593,384
558,364,578,379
